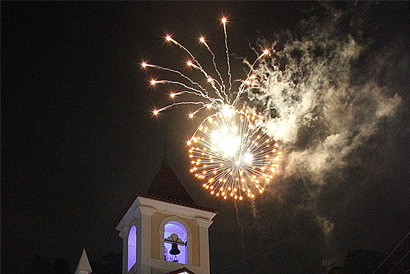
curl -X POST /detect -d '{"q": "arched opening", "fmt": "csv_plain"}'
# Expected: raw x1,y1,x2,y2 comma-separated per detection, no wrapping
164,221,187,264
128,226,136,271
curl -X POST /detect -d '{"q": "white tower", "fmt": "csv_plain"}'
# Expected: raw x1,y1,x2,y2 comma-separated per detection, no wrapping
116,160,217,274
74,249,92,274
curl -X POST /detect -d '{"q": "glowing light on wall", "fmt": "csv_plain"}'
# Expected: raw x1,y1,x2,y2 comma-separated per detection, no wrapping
164,221,187,264
128,226,137,271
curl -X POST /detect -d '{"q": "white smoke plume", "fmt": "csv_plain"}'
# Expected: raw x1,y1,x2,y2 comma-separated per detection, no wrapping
244,5,401,184
217,3,408,272
317,216,335,236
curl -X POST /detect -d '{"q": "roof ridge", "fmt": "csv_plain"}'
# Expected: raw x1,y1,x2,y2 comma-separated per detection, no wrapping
115,162,218,227
147,160,195,204
115,191,218,227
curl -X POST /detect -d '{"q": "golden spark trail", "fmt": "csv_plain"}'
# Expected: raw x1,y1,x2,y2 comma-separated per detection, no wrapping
187,109,281,200
199,36,227,101
222,17,233,94
142,17,281,200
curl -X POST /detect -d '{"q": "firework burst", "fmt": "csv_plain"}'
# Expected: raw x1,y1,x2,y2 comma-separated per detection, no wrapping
142,17,280,200
188,107,281,200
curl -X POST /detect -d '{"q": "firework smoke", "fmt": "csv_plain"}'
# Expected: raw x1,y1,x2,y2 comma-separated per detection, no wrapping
245,4,402,184
230,4,409,270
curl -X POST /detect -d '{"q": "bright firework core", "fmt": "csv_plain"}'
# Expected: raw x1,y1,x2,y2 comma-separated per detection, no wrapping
143,17,281,200
188,109,281,200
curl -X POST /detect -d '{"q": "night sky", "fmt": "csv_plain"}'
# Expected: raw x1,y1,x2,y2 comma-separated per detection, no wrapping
2,2,410,274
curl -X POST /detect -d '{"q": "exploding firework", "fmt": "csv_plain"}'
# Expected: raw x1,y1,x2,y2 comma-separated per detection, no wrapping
187,107,281,200
142,17,269,118
142,17,280,199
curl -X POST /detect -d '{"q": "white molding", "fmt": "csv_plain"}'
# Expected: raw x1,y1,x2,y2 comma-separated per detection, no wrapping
117,195,217,274
116,196,216,232
137,197,216,220
136,205,157,217
195,217,213,228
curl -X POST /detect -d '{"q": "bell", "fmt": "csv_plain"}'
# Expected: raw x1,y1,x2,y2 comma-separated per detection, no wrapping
169,243,181,255
164,233,185,263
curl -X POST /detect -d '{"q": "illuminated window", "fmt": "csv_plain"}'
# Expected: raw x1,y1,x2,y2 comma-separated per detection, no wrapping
164,221,187,264
128,226,136,271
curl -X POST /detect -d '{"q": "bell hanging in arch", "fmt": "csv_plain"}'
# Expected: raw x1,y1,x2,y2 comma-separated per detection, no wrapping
169,243,181,255
164,233,186,263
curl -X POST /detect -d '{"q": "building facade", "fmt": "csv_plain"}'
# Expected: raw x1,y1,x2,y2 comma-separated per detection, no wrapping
116,161,217,274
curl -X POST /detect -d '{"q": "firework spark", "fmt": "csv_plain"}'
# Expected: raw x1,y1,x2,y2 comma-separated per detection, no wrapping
142,17,278,199
187,108,281,200
142,17,269,118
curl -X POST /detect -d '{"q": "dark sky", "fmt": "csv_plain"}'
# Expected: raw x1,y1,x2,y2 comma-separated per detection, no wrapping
2,2,410,274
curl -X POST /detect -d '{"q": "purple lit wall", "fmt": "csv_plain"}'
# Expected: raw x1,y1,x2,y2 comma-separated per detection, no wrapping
128,226,137,270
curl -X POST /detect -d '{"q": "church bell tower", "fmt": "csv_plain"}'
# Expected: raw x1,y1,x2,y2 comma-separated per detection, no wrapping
116,160,217,274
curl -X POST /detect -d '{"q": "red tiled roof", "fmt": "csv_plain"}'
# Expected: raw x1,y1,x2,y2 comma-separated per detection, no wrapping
116,161,218,226
166,267,196,274
147,160,195,205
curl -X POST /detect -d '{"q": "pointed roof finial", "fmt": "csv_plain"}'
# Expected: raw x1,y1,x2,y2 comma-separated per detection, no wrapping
147,160,195,204
74,249,92,274
161,138,172,162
